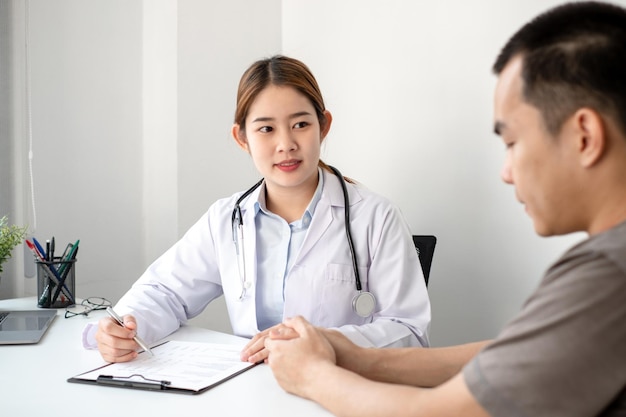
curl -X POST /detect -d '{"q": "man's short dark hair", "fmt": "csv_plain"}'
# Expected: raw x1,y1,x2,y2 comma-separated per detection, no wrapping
493,1,626,136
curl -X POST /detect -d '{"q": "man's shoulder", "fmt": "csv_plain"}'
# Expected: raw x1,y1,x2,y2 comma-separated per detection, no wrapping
563,220,626,275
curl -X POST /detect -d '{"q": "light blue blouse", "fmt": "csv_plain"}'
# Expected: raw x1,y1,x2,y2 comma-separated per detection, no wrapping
253,170,324,330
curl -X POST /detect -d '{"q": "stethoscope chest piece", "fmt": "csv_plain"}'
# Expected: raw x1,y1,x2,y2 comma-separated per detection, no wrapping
238,280,252,301
352,291,376,317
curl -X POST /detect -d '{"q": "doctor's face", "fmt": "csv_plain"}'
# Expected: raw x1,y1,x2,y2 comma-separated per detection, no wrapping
234,85,330,196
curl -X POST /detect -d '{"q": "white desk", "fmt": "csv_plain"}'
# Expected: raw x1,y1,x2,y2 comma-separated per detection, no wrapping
0,297,333,417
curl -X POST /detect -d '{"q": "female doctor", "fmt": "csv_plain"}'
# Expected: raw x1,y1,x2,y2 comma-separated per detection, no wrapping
89,55,431,364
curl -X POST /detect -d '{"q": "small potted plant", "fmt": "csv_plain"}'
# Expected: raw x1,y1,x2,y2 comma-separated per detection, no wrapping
0,215,28,278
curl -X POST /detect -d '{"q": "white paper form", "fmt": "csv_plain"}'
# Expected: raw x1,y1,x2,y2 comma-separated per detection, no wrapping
73,341,256,392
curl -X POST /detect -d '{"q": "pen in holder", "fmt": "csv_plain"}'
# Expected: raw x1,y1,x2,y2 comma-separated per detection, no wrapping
36,258,76,308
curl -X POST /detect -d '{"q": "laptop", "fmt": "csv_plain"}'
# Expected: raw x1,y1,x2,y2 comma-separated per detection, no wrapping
0,309,57,344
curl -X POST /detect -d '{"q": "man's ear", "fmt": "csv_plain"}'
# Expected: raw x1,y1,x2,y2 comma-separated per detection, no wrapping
232,124,249,152
573,108,606,168
320,110,333,143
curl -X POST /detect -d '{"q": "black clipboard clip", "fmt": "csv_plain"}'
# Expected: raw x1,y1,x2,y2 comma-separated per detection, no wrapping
96,374,172,390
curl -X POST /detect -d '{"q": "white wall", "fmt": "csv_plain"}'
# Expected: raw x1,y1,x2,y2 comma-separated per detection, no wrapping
14,0,146,300
7,0,622,345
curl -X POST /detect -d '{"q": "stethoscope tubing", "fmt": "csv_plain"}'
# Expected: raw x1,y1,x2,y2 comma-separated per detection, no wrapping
327,165,362,291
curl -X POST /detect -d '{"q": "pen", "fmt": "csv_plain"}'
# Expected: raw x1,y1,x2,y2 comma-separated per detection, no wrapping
106,307,154,356
29,239,54,306
32,237,47,261
55,240,79,283
50,244,79,306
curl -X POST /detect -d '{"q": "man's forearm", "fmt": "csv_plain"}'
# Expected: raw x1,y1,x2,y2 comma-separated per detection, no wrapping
302,361,489,417
302,360,430,417
339,339,490,387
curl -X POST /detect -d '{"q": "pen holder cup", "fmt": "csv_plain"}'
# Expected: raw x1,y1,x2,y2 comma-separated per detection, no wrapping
36,258,76,308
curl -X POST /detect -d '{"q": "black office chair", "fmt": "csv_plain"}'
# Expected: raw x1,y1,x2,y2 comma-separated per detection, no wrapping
412,235,437,287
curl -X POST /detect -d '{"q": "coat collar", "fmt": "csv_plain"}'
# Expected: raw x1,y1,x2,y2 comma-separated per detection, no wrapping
298,168,362,262
235,167,363,267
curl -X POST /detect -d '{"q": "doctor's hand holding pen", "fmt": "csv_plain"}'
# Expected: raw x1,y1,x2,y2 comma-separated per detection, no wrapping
95,312,145,363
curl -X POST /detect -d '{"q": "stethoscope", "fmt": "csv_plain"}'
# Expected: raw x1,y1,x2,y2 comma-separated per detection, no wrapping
231,166,377,317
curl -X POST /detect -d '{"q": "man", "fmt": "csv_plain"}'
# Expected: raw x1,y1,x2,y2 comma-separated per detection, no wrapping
264,2,626,416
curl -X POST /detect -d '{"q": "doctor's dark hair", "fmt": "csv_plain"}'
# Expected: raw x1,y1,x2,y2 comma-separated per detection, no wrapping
493,1,626,137
234,55,327,131
234,55,343,178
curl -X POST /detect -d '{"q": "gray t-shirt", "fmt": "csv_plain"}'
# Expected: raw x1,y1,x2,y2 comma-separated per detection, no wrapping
464,221,626,416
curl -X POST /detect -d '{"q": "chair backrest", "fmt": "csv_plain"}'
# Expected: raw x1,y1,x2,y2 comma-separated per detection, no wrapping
412,235,437,287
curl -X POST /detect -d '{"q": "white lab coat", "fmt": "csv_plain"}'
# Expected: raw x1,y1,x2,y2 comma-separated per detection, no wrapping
113,169,431,348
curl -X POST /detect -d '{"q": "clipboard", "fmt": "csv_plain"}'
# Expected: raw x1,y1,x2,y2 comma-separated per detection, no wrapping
68,340,258,395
